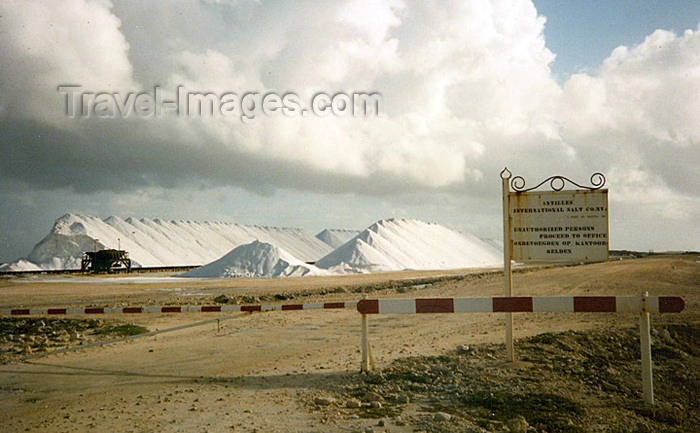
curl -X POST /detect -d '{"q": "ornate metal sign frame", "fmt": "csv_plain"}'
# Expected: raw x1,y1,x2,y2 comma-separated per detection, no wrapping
499,167,609,362
501,168,606,193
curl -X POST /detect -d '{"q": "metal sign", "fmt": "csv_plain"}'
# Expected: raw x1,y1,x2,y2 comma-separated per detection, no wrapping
510,189,609,261
499,168,608,364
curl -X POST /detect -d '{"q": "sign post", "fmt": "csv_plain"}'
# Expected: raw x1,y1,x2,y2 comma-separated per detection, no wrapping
639,291,654,404
500,168,514,362
500,168,608,362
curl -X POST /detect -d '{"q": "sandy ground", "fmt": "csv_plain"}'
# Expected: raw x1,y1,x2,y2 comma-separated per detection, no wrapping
0,255,698,432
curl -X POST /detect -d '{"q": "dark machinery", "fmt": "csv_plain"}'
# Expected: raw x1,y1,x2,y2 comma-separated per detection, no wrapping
81,249,131,273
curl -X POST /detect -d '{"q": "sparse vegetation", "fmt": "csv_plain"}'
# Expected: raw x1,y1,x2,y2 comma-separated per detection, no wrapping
322,322,699,432
0,318,148,362
93,323,148,337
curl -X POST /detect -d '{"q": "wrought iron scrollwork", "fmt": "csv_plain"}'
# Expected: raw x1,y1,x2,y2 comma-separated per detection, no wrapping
500,167,512,179
511,172,605,192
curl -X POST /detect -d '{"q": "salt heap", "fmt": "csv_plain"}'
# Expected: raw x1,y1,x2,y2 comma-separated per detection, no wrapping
5,214,502,275
315,228,361,249
179,241,326,278
20,213,332,270
0,259,42,272
315,218,501,272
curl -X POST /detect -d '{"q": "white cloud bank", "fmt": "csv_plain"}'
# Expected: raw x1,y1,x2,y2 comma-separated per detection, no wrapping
0,0,698,255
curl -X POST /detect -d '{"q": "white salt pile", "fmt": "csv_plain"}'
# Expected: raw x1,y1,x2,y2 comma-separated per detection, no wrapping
178,241,326,278
3,215,502,276
315,228,361,249
0,259,43,272
315,218,501,272
16,213,332,270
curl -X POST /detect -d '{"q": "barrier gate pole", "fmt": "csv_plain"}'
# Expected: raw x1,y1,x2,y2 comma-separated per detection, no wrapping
639,291,654,404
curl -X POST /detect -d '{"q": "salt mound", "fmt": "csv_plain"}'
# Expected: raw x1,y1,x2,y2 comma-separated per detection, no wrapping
10,214,502,275
315,218,502,272
23,213,332,270
479,237,504,252
315,228,361,249
178,241,327,278
0,259,43,272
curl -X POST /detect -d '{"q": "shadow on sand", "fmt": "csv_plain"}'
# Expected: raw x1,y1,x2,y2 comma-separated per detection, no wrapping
1,360,359,390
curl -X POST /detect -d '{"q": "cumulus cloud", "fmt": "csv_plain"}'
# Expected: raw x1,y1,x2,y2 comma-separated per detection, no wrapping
558,25,700,203
0,0,698,256
0,0,136,123
1,0,567,192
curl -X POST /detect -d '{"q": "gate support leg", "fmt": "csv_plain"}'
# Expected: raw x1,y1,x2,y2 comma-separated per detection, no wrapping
639,291,654,405
361,313,371,373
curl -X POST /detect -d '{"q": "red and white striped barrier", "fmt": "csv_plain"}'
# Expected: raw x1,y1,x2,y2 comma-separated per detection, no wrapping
356,296,685,315
1,292,688,407
356,293,685,406
1,301,358,316
4,296,683,317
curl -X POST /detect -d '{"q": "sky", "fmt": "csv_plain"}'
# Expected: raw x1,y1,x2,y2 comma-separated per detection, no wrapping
1,0,699,262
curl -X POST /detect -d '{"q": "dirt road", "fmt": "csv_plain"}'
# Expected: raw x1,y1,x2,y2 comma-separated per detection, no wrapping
1,255,697,432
